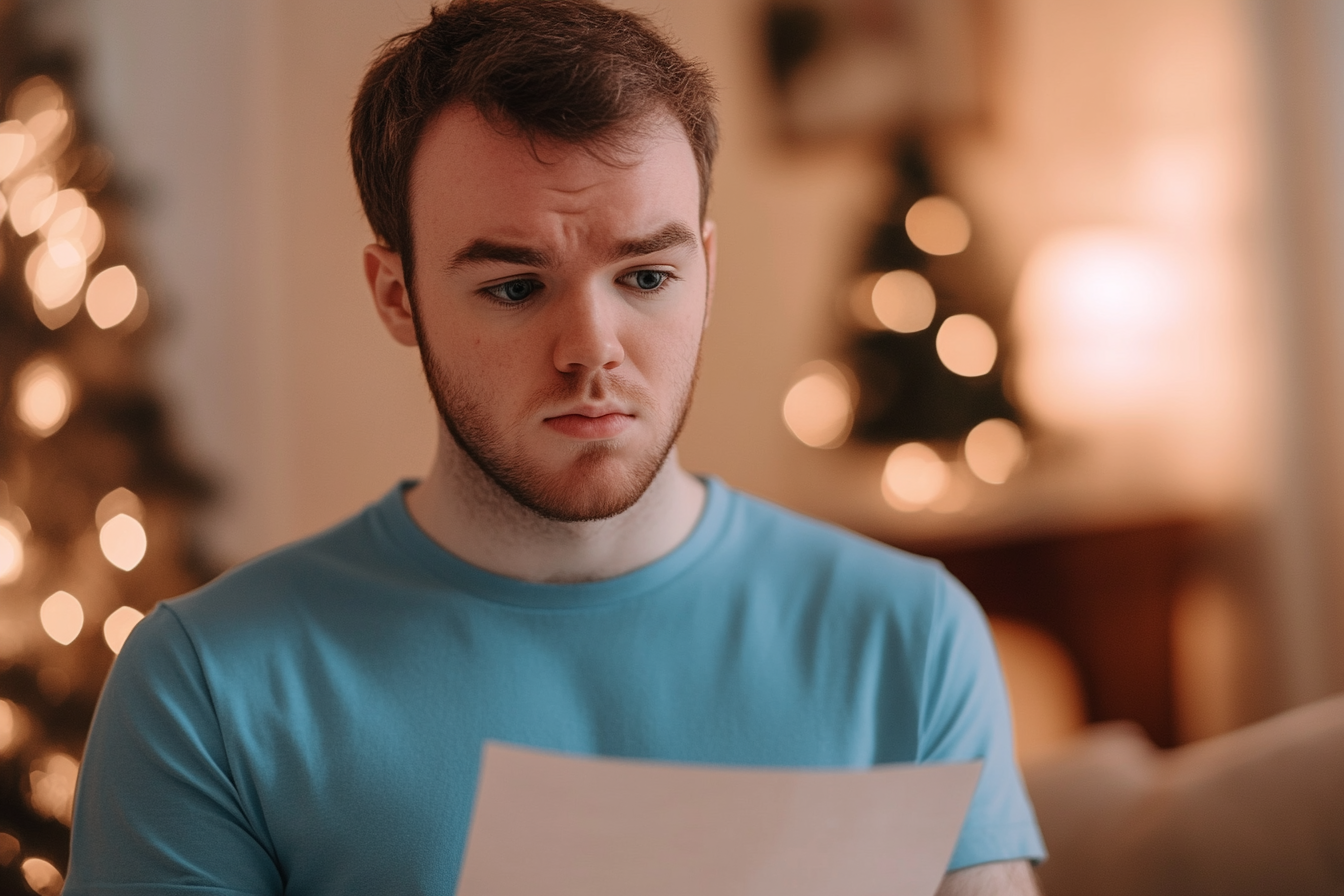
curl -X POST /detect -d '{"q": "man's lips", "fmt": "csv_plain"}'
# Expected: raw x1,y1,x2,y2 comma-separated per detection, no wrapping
543,411,635,440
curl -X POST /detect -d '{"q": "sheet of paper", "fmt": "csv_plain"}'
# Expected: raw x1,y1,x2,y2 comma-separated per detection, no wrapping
456,741,981,896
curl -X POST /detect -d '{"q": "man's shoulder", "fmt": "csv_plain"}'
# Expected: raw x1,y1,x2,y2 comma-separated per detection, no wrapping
163,489,409,638
714,482,960,615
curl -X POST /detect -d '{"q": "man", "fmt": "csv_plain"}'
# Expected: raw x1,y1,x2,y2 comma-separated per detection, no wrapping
67,1,1044,893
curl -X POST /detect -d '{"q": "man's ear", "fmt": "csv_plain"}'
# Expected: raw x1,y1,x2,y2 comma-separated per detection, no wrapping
364,243,419,347
701,218,717,328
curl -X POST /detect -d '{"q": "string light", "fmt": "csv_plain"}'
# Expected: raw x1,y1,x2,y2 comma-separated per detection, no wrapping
0,120,36,180
40,591,83,646
34,188,86,237
21,857,63,896
882,442,950,509
86,265,138,329
26,239,87,310
782,361,854,449
0,700,17,754
936,314,998,377
46,205,103,264
14,359,73,437
871,270,936,333
103,606,145,655
905,196,971,256
26,109,70,157
964,419,1026,484
100,514,148,571
0,519,23,585
28,752,79,826
8,173,55,236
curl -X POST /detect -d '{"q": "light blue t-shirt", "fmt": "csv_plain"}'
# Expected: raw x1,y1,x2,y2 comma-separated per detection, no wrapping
67,479,1044,894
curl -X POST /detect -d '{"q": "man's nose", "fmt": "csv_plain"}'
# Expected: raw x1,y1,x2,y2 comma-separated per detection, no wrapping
552,284,625,373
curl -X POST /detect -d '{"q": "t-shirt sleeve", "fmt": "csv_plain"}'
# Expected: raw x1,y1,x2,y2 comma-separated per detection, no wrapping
916,569,1047,870
65,604,283,896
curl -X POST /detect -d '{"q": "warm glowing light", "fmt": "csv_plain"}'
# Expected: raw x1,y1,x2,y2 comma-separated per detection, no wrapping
21,857,64,896
11,75,65,121
40,591,83,646
28,752,79,827
100,513,147,571
103,606,145,655
47,205,104,263
782,361,854,448
27,109,70,156
0,519,23,585
8,173,55,236
1014,229,1188,428
936,314,997,376
964,418,1026,484
35,188,85,236
871,270,936,333
905,196,971,256
882,442,949,508
96,487,145,527
15,359,73,436
0,700,16,754
26,240,87,310
847,273,884,329
0,120,36,180
87,265,139,328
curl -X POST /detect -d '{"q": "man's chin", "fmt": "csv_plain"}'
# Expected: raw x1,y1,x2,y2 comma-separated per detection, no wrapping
504,451,664,522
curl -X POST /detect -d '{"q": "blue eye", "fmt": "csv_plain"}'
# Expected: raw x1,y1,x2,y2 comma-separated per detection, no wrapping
486,279,539,303
623,270,670,291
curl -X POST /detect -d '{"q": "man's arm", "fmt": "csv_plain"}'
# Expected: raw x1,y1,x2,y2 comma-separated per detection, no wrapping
936,860,1041,896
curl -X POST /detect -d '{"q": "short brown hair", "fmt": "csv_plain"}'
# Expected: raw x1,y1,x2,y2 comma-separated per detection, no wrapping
350,0,718,282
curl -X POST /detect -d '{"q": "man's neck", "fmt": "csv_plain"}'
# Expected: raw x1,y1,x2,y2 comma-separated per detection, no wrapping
403,435,706,584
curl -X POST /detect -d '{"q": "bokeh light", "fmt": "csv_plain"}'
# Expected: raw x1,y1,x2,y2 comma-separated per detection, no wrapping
964,418,1027,484
871,269,936,333
86,265,138,329
882,442,950,508
0,699,17,754
905,196,971,256
26,240,87,310
0,120,36,180
782,361,854,448
1014,228,1187,428
103,606,145,655
100,513,147,571
15,358,73,437
21,857,63,896
0,519,24,585
28,752,78,826
27,108,70,156
46,205,104,263
8,173,55,236
34,188,85,237
10,75,65,121
936,314,998,377
40,591,83,646
96,487,145,527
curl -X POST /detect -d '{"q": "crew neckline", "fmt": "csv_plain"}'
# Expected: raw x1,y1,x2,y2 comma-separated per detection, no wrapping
369,476,732,609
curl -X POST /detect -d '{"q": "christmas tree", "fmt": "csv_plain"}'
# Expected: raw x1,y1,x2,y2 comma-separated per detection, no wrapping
0,5,212,891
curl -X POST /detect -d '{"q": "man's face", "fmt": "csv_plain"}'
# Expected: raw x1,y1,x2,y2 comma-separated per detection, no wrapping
388,105,714,522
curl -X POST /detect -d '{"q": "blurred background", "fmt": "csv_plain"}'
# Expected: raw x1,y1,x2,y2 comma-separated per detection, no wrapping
1,0,1343,890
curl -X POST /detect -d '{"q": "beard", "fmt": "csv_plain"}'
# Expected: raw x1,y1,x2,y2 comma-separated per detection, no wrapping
416,336,699,523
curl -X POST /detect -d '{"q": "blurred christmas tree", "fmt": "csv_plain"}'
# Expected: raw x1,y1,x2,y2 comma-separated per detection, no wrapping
0,4,212,891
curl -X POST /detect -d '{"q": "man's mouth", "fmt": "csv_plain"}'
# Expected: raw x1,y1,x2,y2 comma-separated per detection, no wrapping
543,408,636,440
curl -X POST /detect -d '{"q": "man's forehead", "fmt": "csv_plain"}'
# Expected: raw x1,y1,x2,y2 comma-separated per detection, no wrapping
412,104,695,204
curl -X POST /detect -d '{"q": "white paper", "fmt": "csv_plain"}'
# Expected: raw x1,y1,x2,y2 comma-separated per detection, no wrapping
456,741,981,896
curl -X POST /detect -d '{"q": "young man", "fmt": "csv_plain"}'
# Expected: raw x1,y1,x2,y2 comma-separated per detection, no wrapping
67,1,1044,893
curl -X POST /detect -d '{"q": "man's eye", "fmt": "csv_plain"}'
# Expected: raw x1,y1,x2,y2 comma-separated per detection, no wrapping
486,279,540,303
621,270,671,291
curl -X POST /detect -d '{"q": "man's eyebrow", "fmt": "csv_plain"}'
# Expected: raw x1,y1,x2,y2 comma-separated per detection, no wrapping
447,240,554,270
609,222,700,262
